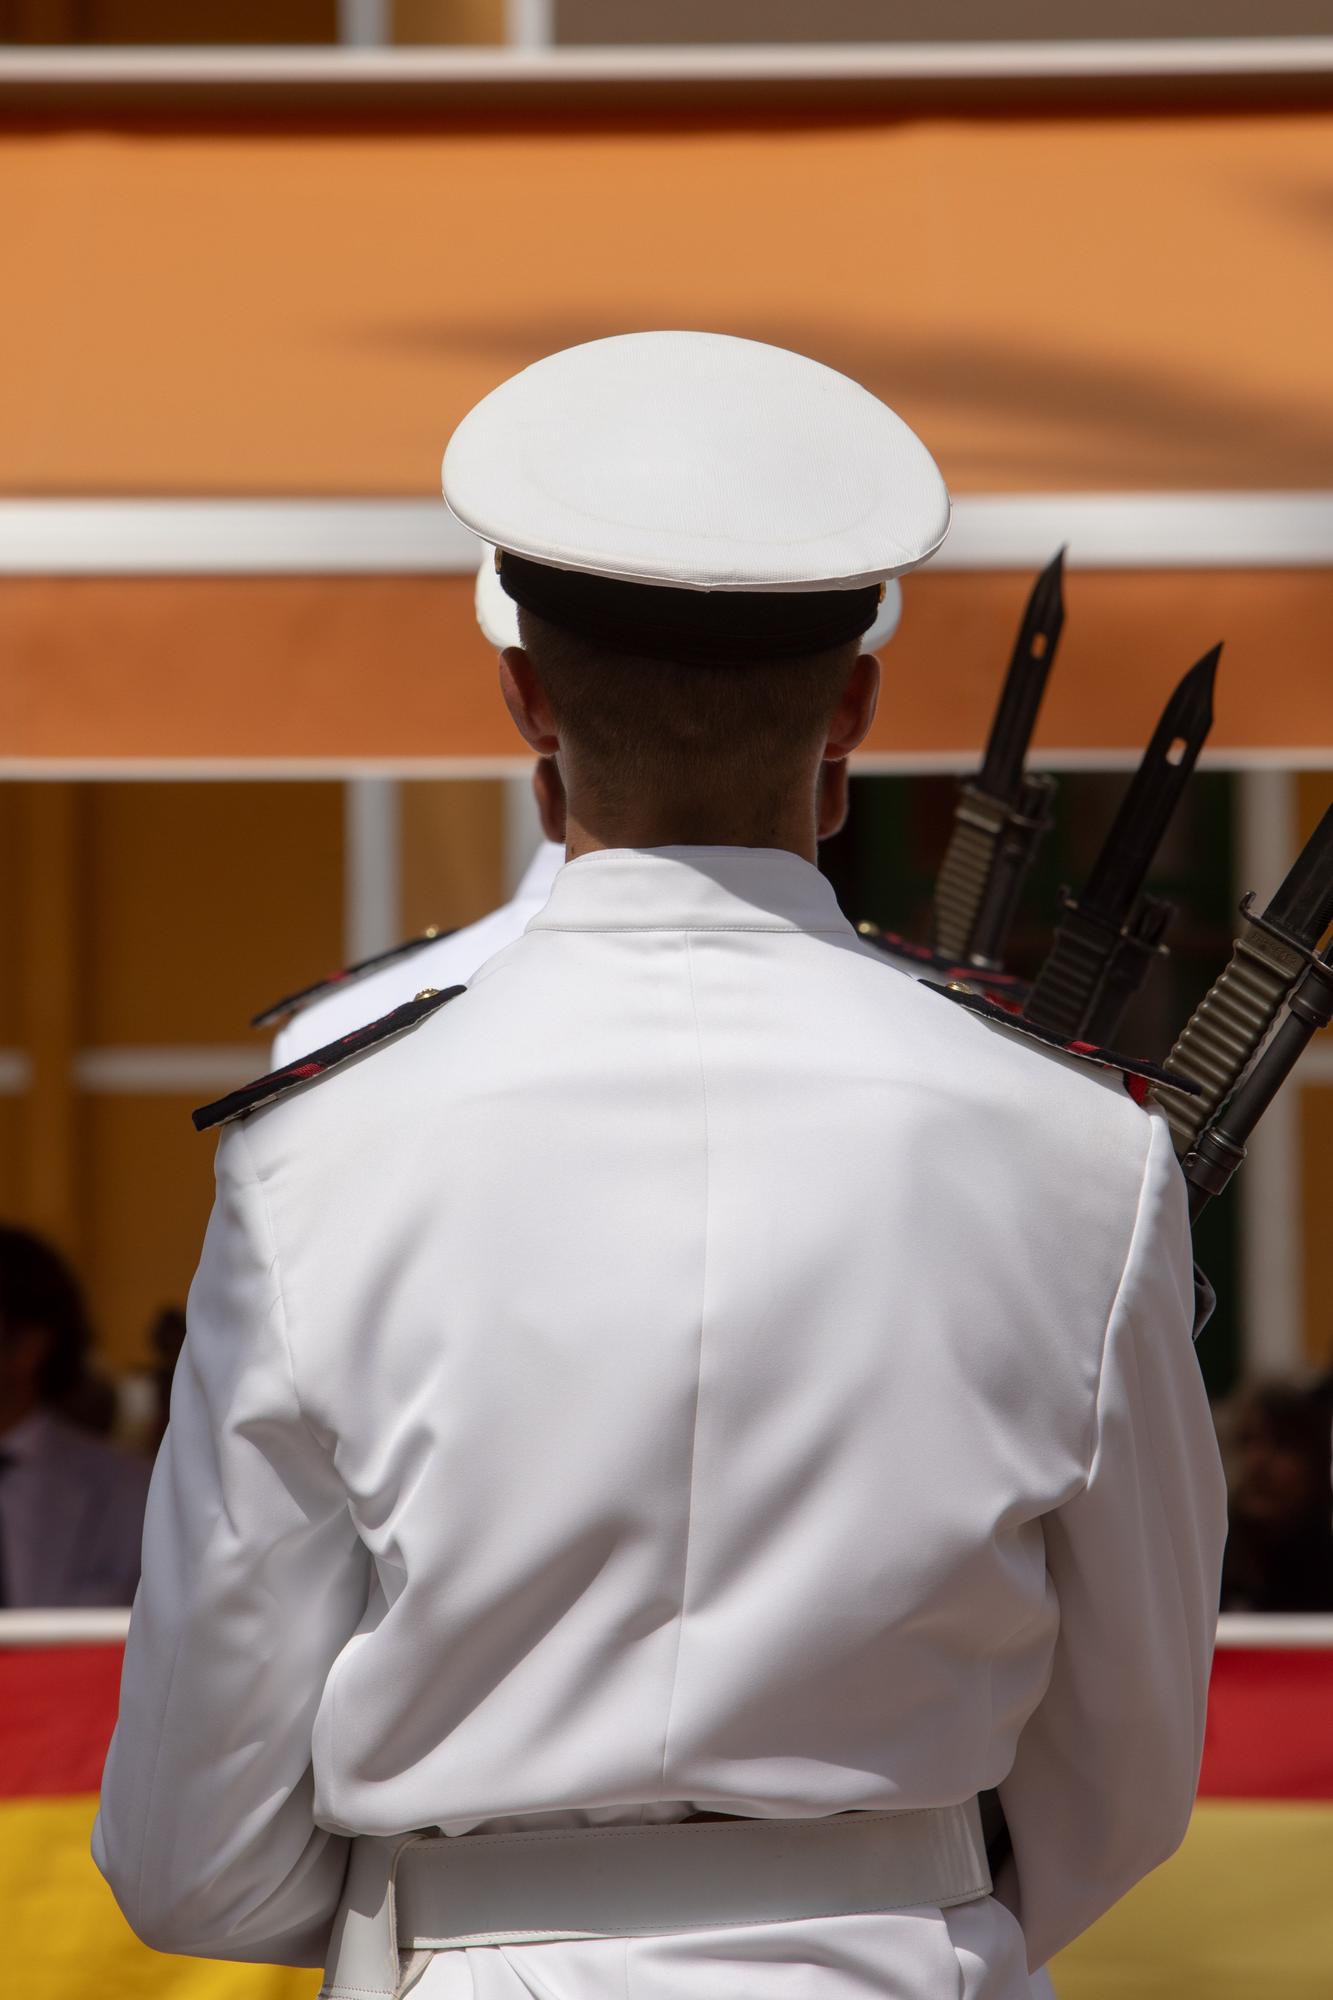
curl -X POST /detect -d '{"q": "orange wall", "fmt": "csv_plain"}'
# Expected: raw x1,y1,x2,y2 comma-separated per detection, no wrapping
2,569,1331,766
1,107,1331,497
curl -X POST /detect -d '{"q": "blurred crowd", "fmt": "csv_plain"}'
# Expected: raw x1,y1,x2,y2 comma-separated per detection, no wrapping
2,1221,1333,1614
1218,1375,1333,1615
0,1226,182,1609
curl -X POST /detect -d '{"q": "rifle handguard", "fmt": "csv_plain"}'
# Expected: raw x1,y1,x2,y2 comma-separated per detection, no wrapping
967,773,1057,973
1080,895,1174,1048
1180,948,1333,1218
933,785,1007,962
1153,903,1308,1156
1023,895,1119,1040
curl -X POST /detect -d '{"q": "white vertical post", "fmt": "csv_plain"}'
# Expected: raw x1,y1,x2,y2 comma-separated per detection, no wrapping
1236,769,1305,1376
505,0,555,48
345,778,402,963
502,772,543,897
338,0,392,46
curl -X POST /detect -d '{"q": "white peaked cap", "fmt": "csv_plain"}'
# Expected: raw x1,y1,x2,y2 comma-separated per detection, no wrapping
474,546,520,651
444,331,950,593
476,543,901,655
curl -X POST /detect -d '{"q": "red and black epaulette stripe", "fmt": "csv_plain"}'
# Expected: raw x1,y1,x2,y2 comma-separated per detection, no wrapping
196,985,465,1132
250,928,456,1031
923,978,1203,1109
856,921,1030,1007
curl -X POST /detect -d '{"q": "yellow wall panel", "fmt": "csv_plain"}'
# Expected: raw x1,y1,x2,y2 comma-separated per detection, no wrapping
19,786,80,1257
80,783,344,1047
83,0,335,39
77,1094,219,1372
400,779,505,937
1295,772,1333,850
0,1100,25,1219
394,0,505,40
0,785,25,1044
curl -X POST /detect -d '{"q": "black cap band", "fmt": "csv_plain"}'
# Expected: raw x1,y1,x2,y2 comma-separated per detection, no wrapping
499,552,880,665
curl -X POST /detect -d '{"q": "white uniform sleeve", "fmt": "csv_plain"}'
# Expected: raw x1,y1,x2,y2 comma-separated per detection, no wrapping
996,1110,1226,1972
93,1124,368,1966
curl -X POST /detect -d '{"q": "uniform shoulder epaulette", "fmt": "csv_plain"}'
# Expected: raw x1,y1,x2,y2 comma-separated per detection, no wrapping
855,920,1030,1006
250,927,456,1031
922,978,1202,1108
196,985,465,1132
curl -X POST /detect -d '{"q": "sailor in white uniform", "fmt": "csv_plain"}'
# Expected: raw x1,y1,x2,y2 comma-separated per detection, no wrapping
95,332,1225,2000
266,559,906,1067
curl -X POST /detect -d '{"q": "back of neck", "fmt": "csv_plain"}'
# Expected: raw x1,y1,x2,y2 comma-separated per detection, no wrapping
564,803,816,864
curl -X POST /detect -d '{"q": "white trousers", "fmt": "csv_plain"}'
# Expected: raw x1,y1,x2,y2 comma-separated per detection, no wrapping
411,1901,1050,2000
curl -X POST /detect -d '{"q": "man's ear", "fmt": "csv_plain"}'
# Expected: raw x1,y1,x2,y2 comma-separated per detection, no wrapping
499,648,561,756
823,652,880,761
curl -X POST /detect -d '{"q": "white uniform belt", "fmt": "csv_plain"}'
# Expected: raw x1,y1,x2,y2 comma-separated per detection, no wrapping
320,1802,993,2000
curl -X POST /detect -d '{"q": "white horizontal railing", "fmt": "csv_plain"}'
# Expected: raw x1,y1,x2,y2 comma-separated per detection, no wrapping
70,1047,263,1094
0,1607,131,1646
0,42,1331,99
1213,1613,1333,1650
0,500,478,577
2,1607,1332,1648
5,493,1333,577
0,1048,261,1101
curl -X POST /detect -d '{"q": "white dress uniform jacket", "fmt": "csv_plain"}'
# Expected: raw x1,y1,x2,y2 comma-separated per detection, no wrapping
95,848,1225,1999
270,844,565,1068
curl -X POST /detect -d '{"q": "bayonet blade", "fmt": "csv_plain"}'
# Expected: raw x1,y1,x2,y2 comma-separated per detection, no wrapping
1080,643,1220,926
933,550,1065,961
975,547,1066,808
1255,798,1333,950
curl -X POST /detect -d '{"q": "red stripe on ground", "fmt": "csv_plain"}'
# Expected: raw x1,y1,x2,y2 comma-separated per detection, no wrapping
1200,1649,1333,1800
0,1647,123,1797
4,1640,1333,1804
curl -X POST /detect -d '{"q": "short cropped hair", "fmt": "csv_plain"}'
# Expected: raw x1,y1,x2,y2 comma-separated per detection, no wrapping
519,611,858,816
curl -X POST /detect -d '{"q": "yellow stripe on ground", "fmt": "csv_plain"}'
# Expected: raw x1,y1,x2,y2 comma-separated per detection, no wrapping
1,1797,318,2000
1051,1801,1333,2000
9,1793,1333,1997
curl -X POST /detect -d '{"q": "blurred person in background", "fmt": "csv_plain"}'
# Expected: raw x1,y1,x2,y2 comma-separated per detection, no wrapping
1220,1378,1333,1614
0,1225,150,1609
